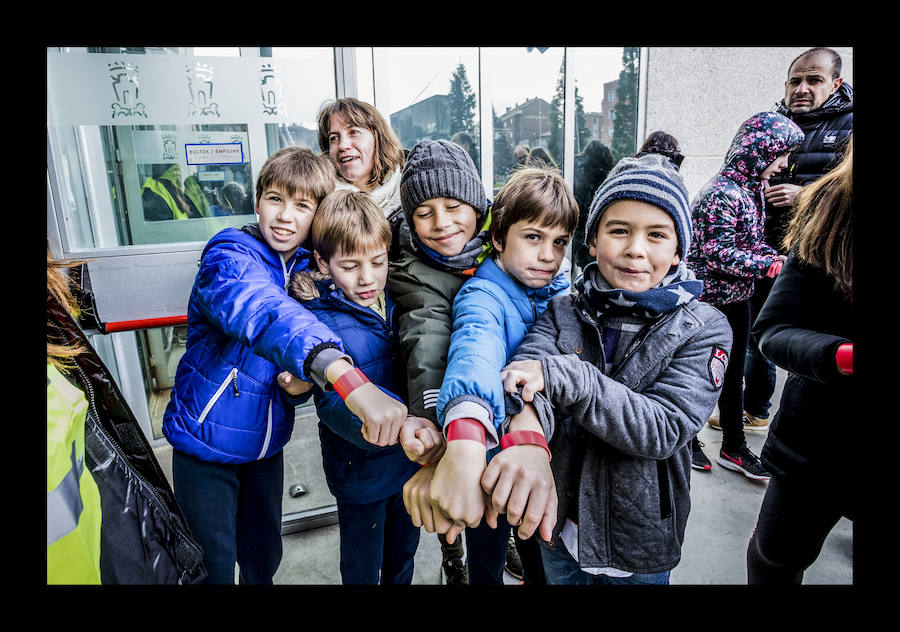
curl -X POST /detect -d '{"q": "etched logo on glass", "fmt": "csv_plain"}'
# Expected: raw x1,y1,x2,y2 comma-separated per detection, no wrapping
187,63,220,117
260,64,286,116
162,134,177,160
109,61,147,118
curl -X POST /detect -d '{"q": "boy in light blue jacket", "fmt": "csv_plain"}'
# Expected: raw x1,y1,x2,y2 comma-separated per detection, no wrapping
426,167,579,584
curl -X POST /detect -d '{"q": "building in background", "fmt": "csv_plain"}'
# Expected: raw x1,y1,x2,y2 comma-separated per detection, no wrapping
600,79,619,146
390,93,451,148
495,97,555,151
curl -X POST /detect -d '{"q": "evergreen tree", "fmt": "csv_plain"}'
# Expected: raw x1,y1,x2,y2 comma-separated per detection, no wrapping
448,63,477,136
549,55,591,168
574,83,591,154
548,58,565,168
611,47,640,163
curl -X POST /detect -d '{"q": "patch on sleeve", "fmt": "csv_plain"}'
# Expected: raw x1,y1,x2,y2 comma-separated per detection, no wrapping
708,346,728,389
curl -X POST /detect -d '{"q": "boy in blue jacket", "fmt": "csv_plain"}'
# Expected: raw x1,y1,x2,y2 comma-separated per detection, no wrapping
289,189,422,584
411,167,578,584
163,147,408,585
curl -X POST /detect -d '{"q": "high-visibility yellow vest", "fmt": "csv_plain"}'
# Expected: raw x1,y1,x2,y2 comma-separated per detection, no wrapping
141,177,189,220
183,175,210,217
47,362,102,585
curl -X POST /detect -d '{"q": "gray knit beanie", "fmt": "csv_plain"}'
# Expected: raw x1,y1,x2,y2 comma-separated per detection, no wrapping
584,153,692,255
400,139,488,222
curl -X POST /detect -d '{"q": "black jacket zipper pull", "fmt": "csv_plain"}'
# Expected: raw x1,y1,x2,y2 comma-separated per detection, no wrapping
232,370,239,397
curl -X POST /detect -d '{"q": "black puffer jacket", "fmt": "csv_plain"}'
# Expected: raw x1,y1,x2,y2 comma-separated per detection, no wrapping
752,251,854,501
773,82,853,186
765,83,853,250
48,290,207,584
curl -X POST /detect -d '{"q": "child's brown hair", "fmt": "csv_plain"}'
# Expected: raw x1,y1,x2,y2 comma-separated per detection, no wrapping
312,189,392,263
490,166,579,248
255,146,335,207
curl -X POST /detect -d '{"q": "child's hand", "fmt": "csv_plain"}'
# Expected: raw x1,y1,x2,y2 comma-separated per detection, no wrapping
482,403,557,541
429,438,488,535
277,371,313,397
500,360,546,402
402,463,463,542
482,444,557,542
399,416,445,465
345,383,408,447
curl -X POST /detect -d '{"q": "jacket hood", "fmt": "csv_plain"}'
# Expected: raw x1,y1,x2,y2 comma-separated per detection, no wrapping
306,279,393,317
776,81,853,121
157,165,184,190
721,111,804,181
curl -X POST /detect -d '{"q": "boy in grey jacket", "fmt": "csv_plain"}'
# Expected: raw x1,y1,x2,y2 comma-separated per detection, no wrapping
488,154,732,584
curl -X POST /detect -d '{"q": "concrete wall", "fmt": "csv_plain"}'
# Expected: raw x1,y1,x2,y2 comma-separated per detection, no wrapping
641,46,854,202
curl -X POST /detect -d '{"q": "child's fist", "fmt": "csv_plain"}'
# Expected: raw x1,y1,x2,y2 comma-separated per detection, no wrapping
399,416,445,464
501,360,546,402
277,371,313,397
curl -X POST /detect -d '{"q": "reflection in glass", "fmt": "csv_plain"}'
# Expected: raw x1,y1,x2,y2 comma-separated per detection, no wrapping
373,47,480,172
265,122,320,155
139,162,254,221
103,124,257,246
483,47,564,195
138,326,186,440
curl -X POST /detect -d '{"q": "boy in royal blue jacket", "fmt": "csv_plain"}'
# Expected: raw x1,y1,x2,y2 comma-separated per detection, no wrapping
290,188,423,584
163,147,408,585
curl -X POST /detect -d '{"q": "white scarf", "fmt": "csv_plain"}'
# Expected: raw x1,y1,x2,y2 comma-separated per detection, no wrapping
334,167,402,218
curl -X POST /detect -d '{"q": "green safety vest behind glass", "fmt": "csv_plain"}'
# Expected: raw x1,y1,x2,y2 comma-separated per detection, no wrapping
141,165,210,220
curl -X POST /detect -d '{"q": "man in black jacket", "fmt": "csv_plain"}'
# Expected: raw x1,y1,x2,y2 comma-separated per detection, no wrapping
739,47,852,434
765,47,853,215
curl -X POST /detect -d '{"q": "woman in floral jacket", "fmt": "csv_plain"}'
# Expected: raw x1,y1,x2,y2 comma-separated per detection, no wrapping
687,111,803,480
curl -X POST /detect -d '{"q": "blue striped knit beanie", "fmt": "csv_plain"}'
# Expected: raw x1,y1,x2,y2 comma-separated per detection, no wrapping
584,153,692,255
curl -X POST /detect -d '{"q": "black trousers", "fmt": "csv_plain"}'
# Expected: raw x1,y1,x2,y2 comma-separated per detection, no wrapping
336,493,419,585
747,475,854,584
712,300,751,452
173,449,284,584
440,520,547,585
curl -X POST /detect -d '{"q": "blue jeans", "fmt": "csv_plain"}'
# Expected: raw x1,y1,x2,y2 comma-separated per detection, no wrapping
540,540,670,585
336,493,420,585
172,449,284,585
744,344,776,418
744,277,776,419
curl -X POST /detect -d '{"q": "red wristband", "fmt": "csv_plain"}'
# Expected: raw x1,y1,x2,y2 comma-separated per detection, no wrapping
835,343,853,376
501,430,551,461
333,367,370,399
446,418,486,445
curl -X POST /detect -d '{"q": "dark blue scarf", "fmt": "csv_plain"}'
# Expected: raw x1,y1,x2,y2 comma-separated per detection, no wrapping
580,260,704,319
